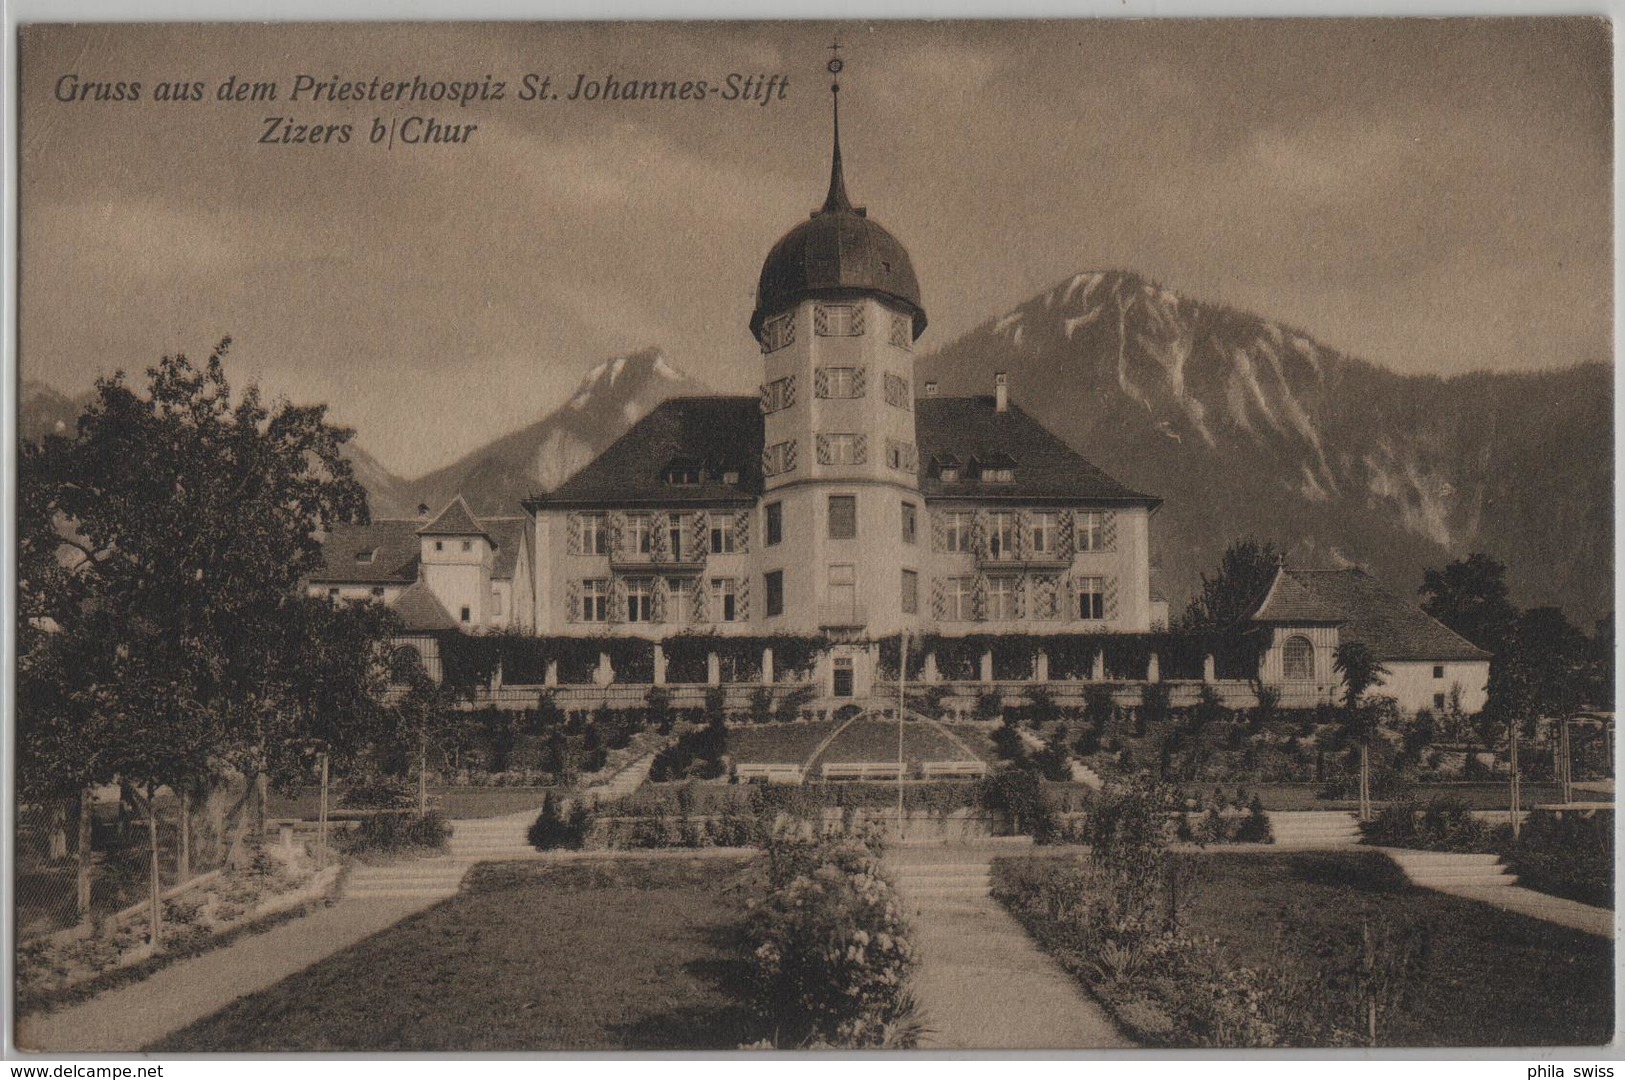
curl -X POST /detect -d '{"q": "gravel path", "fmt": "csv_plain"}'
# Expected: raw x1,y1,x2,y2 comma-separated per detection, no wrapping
15,898,439,1053
889,844,1132,1050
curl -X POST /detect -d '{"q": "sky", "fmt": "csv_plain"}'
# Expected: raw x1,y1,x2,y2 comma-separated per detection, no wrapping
18,19,1612,477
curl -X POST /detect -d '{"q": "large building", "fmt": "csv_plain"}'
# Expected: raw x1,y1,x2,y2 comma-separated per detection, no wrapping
308,69,1488,712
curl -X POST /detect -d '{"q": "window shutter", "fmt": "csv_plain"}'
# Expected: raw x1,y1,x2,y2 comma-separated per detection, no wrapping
609,577,628,624
814,305,830,337
690,512,709,557
736,576,750,621
971,511,990,561
972,574,989,622
566,513,582,556
1012,577,1027,620
814,367,830,398
931,577,946,620
815,434,832,465
850,305,867,336
608,512,626,561
650,512,669,562
931,511,947,552
1105,576,1119,621
1057,513,1075,561
1013,511,1029,561
1033,574,1057,620
733,510,751,553
565,580,581,623
783,375,796,409
1102,510,1118,552
851,433,868,465
692,580,709,624
850,367,867,398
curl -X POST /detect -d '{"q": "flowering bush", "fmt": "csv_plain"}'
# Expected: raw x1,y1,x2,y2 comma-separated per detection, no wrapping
744,837,920,1048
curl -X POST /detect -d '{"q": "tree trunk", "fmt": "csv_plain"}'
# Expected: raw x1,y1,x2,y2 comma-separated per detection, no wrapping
76,787,94,924
146,787,163,950
1509,722,1522,840
1359,740,1371,822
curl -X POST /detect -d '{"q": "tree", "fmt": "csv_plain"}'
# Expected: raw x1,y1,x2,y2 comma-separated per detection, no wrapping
1334,642,1389,821
16,342,369,945
1181,538,1281,631
1418,554,1519,653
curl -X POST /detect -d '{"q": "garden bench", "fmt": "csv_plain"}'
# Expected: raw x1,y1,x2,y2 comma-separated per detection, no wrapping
735,763,805,784
821,762,905,781
921,760,989,779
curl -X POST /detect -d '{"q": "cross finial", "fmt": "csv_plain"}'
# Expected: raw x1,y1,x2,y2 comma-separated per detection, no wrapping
821,42,852,214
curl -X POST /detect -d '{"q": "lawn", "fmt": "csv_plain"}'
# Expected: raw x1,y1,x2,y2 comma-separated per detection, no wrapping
149,855,761,1051
726,717,844,766
999,849,1613,1047
812,719,987,771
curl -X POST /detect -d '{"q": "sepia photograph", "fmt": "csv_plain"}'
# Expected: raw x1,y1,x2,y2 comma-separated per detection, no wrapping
9,17,1616,1055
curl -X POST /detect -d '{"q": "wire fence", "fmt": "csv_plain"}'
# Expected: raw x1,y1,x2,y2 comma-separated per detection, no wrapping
15,787,246,944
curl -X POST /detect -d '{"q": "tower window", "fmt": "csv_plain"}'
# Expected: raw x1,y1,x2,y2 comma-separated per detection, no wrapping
710,578,738,622
626,578,654,623
884,371,911,408
901,569,919,614
885,439,917,472
765,501,783,546
765,570,784,617
461,540,473,553
761,312,796,353
817,366,866,399
760,375,796,414
762,439,797,477
579,513,608,555
816,432,865,466
815,303,865,337
889,313,912,351
459,605,472,623
901,502,917,544
828,495,857,540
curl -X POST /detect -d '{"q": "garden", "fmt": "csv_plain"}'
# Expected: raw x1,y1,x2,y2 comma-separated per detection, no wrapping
989,776,1614,1048
151,833,922,1052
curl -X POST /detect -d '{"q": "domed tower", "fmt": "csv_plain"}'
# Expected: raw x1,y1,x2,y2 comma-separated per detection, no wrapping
750,53,926,645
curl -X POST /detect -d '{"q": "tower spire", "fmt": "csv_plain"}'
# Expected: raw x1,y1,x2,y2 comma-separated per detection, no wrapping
821,43,853,214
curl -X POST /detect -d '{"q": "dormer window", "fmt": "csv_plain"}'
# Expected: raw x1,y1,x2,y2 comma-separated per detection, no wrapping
664,457,704,486
979,452,1018,484
722,469,740,485
354,548,377,564
932,454,963,483
761,312,795,353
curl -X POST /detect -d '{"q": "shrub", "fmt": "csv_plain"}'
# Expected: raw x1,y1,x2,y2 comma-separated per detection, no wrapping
990,719,1027,762
645,687,674,734
1034,725,1074,782
337,775,417,810
1359,795,1485,852
341,811,450,857
745,836,918,1048
748,686,775,725
527,792,587,850
1498,811,1613,907
1084,684,1116,734
973,690,1003,725
980,766,1052,840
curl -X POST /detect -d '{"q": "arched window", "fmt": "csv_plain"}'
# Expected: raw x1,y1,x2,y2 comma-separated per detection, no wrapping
1282,636,1315,681
390,644,425,679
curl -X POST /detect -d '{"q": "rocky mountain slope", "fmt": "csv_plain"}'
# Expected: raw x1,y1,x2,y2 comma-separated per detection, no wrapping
923,270,1612,625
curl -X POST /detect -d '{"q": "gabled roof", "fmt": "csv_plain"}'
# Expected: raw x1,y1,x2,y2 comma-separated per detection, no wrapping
390,581,459,632
530,397,763,509
1251,566,1491,662
417,495,490,539
916,397,1159,505
309,520,423,584
528,393,1159,509
313,512,528,585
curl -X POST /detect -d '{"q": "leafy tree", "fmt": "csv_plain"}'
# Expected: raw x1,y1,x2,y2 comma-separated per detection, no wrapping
1181,538,1281,631
17,342,370,944
1334,642,1389,821
1418,553,1519,653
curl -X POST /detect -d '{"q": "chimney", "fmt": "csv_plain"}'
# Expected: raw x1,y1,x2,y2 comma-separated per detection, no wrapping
924,381,938,398
994,372,1008,413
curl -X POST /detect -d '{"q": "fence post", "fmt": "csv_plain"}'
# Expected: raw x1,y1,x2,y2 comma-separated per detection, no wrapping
545,659,559,688
762,647,775,686
1147,651,1161,684
707,651,721,687
178,789,191,881
1092,649,1106,682
980,650,993,685
1203,653,1216,682
653,644,667,686
77,787,93,924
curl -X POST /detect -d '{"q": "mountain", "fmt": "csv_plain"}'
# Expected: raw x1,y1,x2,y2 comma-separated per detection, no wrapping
924,270,1613,626
394,346,709,517
18,381,90,443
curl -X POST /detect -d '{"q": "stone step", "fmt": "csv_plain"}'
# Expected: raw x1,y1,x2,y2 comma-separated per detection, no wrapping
1409,873,1518,889
1385,851,1503,867
899,885,989,898
344,887,460,899
894,863,993,875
